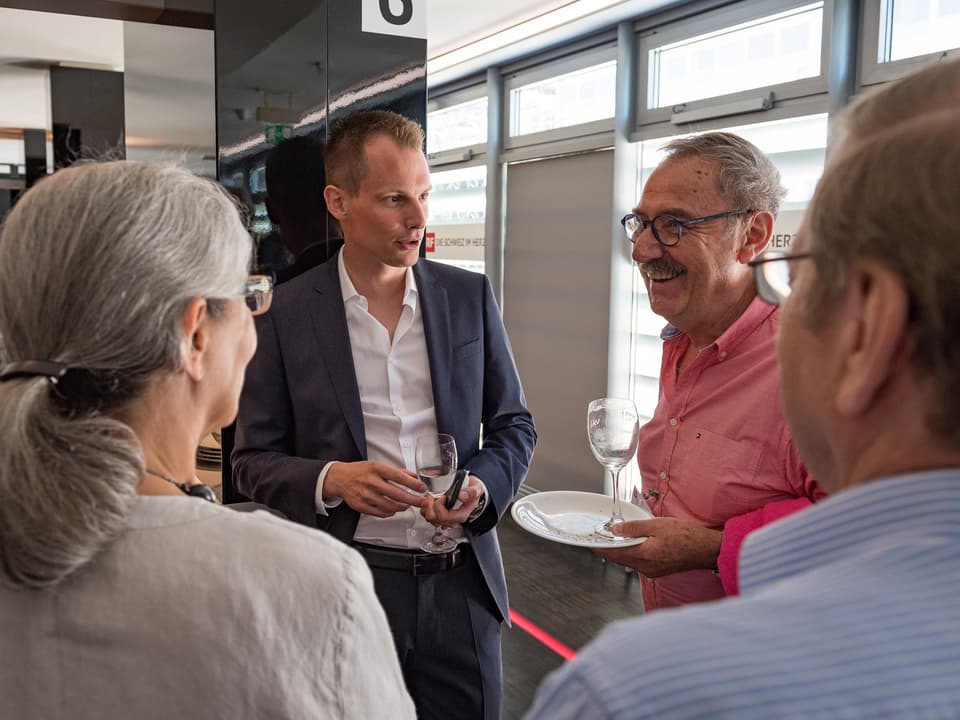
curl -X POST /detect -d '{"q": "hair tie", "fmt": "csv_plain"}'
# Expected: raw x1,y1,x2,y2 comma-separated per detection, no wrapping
0,361,70,383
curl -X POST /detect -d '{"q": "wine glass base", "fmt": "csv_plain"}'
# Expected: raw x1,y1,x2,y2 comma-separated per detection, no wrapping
420,537,457,554
595,519,631,542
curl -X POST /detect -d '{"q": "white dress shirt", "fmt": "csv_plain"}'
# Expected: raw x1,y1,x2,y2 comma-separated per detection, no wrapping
314,250,465,548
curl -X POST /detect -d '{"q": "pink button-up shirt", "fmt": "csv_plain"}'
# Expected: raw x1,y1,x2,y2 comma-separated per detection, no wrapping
638,296,822,611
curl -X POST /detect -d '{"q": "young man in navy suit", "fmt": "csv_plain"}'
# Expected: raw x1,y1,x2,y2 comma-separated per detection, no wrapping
234,110,536,720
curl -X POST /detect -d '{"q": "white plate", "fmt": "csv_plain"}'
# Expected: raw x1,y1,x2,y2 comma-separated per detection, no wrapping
511,491,653,548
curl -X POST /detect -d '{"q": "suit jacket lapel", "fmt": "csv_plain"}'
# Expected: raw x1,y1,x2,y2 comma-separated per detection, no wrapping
307,259,367,459
416,263,454,436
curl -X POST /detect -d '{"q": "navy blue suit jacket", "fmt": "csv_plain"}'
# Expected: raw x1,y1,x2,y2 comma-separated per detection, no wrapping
233,256,537,621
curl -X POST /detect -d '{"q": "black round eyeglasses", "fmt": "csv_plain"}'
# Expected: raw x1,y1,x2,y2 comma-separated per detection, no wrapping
621,208,754,247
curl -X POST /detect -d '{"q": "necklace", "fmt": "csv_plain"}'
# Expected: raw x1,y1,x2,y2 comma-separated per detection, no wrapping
144,467,217,503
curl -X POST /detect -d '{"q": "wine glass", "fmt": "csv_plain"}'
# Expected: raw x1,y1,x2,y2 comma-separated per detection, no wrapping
587,398,640,539
415,433,459,554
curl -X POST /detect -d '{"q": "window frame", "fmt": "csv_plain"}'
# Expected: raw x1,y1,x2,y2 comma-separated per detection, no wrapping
859,0,960,87
502,42,618,153
426,82,489,165
426,154,488,183
633,0,833,141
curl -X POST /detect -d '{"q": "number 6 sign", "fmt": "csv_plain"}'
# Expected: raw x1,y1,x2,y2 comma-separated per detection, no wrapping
362,0,426,39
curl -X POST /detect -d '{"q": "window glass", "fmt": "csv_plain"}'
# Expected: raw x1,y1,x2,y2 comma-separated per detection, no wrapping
882,0,960,62
509,60,616,137
648,2,823,109
427,97,488,154
427,164,486,274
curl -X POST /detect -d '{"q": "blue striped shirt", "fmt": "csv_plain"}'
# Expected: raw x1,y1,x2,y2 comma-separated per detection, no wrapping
524,471,960,719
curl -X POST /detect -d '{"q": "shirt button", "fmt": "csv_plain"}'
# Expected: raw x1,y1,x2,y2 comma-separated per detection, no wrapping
659,471,667,480
669,418,678,427
719,351,728,359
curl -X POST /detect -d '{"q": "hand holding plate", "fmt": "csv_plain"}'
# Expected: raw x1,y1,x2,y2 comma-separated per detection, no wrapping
594,518,722,577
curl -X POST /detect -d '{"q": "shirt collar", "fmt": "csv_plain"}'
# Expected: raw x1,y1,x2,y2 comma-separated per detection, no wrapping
337,247,419,311
660,295,776,355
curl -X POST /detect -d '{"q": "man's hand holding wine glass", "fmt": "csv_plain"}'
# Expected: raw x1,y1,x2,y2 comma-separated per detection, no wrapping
323,461,427,517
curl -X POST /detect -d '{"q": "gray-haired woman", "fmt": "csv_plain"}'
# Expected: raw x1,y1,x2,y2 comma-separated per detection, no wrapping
0,161,414,720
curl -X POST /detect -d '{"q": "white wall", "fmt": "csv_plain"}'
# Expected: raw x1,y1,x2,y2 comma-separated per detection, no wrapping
0,7,123,70
122,21,215,154
0,66,50,132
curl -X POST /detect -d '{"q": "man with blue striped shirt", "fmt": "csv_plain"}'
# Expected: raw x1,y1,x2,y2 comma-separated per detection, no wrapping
525,60,960,719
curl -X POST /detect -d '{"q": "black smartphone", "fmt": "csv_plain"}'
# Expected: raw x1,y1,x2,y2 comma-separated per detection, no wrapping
444,469,468,510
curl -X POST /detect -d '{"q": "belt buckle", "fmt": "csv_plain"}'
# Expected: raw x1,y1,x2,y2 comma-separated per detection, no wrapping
412,551,443,576
412,553,429,576
412,546,458,576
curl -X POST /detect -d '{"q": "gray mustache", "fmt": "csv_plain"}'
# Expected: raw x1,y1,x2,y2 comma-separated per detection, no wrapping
639,258,686,276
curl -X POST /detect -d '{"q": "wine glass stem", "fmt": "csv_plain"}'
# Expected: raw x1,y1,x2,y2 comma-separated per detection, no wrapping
610,466,624,525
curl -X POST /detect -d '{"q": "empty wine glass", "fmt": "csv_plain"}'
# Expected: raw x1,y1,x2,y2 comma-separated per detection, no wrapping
415,433,459,554
587,398,640,539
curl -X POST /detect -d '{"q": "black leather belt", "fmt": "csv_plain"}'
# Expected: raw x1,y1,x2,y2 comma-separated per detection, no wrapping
352,542,470,576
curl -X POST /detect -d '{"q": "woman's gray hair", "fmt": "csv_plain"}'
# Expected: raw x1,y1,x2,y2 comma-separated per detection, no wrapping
0,161,251,588
663,132,787,218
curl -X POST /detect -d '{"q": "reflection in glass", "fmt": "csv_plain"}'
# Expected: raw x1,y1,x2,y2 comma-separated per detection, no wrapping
648,2,823,109
259,134,343,284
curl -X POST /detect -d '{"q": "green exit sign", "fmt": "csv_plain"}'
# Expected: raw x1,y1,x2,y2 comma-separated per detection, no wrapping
264,124,292,145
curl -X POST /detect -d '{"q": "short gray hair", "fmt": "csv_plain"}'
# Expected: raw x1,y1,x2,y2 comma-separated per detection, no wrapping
0,161,251,588
663,132,787,217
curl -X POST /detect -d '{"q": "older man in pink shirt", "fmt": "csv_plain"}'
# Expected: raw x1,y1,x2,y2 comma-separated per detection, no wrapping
597,132,823,610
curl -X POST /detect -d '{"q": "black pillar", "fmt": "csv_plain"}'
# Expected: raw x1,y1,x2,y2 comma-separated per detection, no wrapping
23,128,47,188
50,66,125,168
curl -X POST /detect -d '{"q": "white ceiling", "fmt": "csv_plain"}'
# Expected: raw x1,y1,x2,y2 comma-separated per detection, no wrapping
427,0,577,57
425,0,676,85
